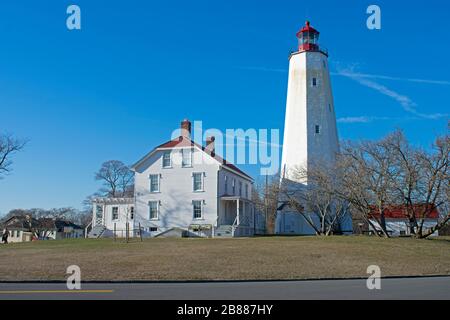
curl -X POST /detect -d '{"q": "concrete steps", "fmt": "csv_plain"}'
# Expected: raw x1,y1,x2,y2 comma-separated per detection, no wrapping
215,225,233,238
87,225,106,238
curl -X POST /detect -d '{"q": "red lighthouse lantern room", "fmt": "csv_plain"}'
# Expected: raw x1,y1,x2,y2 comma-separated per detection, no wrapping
296,21,321,53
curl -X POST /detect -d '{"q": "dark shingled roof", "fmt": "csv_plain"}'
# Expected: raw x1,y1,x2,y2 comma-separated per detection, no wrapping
54,220,83,231
0,216,40,230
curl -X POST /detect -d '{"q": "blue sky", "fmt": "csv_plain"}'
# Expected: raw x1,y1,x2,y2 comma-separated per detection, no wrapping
0,0,449,214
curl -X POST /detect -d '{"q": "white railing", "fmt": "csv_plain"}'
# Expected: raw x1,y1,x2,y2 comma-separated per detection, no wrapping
212,216,219,238
231,216,238,237
84,221,92,239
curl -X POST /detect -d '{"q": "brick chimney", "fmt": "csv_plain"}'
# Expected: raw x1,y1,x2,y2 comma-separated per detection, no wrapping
180,119,191,138
206,136,215,156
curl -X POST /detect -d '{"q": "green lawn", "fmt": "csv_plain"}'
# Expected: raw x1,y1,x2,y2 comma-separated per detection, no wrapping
0,236,449,281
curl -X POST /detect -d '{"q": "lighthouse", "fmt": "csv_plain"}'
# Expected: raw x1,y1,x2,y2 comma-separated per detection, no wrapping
276,21,342,235
281,21,339,182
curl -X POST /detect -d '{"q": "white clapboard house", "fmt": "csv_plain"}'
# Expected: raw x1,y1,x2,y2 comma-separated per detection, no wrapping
89,119,265,238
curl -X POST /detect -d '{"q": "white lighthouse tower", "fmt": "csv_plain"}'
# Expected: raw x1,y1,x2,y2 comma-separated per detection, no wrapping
276,21,342,235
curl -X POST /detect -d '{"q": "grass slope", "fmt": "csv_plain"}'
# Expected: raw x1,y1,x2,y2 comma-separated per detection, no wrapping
0,236,449,281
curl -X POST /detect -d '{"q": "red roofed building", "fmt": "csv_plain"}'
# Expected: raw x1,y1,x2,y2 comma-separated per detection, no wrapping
369,204,439,219
367,204,440,237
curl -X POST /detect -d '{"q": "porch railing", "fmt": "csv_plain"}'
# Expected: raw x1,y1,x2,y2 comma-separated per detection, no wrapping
231,216,238,237
84,221,92,239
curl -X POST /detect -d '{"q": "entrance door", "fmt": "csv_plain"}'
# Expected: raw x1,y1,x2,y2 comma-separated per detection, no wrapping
225,201,237,225
95,205,103,225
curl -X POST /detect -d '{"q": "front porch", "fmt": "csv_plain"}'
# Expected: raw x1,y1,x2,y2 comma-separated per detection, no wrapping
216,196,256,237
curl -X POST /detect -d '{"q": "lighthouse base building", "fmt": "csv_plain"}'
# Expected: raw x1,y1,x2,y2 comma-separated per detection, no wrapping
275,21,352,235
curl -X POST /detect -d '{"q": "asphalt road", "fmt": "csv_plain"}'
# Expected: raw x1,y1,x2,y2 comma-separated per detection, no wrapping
0,277,449,300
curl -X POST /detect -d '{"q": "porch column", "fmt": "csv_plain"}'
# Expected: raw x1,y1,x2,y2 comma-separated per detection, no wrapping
236,199,240,225
103,204,106,226
92,204,96,227
252,202,255,230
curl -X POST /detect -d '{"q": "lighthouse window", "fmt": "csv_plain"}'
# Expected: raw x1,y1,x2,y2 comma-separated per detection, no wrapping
315,125,321,134
312,78,317,86
323,60,326,68
329,104,332,112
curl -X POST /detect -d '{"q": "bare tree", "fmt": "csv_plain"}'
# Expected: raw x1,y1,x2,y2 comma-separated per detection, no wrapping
32,207,79,220
281,164,349,236
253,175,280,234
336,135,401,237
95,160,134,198
337,130,449,239
273,129,448,239
387,131,449,238
0,133,27,178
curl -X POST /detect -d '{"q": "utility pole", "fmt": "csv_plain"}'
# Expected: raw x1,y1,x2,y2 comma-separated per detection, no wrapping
126,206,129,243
265,174,268,234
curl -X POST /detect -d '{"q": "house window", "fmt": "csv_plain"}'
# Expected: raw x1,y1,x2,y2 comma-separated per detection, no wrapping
239,181,242,197
162,151,171,168
312,78,317,86
149,201,159,220
149,227,158,232
315,125,321,134
245,184,249,199
224,175,228,194
193,172,203,192
112,207,119,220
149,174,160,192
130,207,134,220
193,200,203,219
182,149,192,167
232,179,236,195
